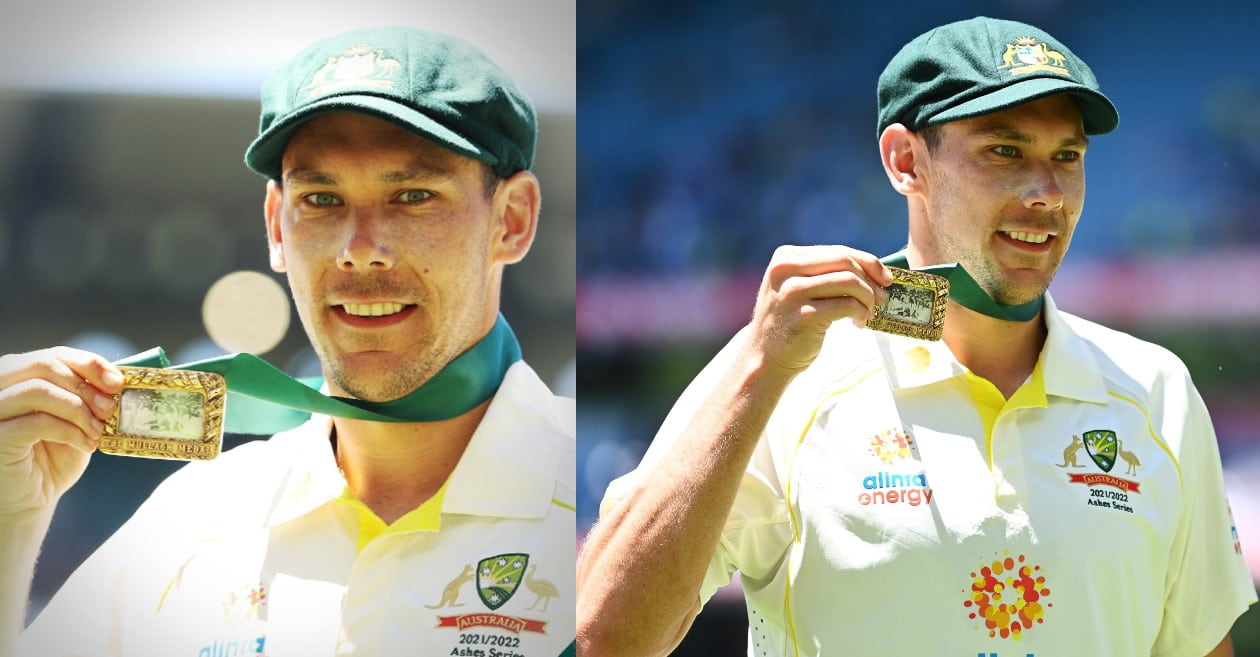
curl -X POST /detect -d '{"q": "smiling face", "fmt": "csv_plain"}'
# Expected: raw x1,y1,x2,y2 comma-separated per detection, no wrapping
265,112,537,402
907,95,1088,305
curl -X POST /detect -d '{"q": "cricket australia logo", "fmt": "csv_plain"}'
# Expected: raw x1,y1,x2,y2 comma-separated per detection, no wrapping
434,554,550,636
999,36,1070,76
301,44,402,97
1063,429,1143,513
477,553,528,610
1082,429,1117,472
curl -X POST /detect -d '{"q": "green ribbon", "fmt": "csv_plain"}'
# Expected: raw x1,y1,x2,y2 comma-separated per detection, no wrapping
116,314,522,435
880,250,1043,322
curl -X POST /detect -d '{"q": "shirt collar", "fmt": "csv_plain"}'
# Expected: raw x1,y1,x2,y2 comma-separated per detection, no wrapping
1039,293,1109,403
882,292,1109,403
443,360,570,518
264,413,344,527
263,361,569,527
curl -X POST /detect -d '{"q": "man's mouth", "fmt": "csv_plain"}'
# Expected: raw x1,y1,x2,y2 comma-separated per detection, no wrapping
1001,230,1051,245
341,302,408,317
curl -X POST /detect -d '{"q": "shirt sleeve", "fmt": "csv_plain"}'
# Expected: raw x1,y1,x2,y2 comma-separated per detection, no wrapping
18,446,272,657
19,483,180,657
599,327,793,608
1150,368,1258,657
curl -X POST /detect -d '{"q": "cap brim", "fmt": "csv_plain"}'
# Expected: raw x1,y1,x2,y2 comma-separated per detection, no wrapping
244,94,495,180
926,77,1119,135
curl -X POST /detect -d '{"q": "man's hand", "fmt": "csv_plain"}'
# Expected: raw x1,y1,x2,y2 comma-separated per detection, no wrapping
0,347,123,516
746,245,893,375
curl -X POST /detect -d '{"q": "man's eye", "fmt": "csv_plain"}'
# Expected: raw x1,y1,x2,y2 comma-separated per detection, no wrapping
306,192,340,207
1055,150,1082,162
992,145,1019,157
398,189,433,203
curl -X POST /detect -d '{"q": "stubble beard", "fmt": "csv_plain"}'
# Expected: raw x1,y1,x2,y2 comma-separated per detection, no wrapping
927,180,1064,306
322,338,449,402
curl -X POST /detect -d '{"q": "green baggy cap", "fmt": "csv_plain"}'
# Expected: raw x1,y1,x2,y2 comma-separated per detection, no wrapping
877,17,1118,137
245,26,536,180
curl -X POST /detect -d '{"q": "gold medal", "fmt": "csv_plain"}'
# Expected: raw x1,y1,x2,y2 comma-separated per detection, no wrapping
866,267,949,341
100,367,226,460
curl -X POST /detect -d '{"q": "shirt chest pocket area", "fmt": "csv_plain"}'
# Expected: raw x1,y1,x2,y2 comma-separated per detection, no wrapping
1021,407,1184,553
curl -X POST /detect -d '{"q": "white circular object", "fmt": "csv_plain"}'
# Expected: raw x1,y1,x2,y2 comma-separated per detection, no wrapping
201,270,291,355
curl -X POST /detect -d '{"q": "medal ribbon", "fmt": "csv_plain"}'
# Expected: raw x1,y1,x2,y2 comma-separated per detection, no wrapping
880,250,1042,322
115,313,522,435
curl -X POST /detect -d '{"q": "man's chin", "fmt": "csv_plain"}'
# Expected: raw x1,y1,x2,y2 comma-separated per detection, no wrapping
331,375,419,403
992,284,1050,307
327,359,440,403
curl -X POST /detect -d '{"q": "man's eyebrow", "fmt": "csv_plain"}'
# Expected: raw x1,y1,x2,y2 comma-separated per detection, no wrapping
973,129,1035,144
378,167,453,184
282,166,456,185
283,169,338,185
973,128,1089,148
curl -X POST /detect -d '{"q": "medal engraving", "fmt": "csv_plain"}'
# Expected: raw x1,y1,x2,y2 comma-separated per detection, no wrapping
866,267,949,341
100,367,226,460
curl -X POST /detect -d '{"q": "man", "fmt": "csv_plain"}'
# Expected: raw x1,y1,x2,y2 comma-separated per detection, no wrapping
0,27,575,656
578,16,1256,656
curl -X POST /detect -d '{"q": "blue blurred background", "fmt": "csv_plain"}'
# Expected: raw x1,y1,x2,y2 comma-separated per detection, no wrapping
577,0,1260,653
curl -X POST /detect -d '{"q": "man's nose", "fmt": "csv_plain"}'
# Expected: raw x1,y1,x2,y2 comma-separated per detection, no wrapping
1021,162,1065,211
337,209,395,271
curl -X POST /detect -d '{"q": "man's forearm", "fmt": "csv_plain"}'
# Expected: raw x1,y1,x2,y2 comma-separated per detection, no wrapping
577,354,794,657
0,509,53,657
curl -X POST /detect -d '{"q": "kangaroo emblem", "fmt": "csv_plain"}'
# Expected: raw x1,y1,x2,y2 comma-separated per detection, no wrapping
425,564,474,609
1000,43,1018,68
1055,434,1086,468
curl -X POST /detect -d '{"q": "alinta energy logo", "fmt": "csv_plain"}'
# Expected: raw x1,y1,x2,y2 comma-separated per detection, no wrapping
858,427,933,507
962,552,1052,642
198,583,267,657
868,428,914,464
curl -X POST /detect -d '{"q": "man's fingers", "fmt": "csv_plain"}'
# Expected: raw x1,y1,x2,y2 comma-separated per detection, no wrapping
0,378,107,442
0,412,99,455
858,253,895,288
0,349,121,423
766,245,891,288
797,296,875,328
777,268,884,317
0,348,124,398
47,347,125,395
1,358,117,423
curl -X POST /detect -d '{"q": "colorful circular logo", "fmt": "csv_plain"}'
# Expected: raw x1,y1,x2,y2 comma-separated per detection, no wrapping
962,553,1051,641
868,428,915,464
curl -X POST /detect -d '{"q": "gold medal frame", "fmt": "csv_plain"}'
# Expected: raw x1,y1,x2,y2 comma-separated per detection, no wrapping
100,367,226,460
867,267,949,341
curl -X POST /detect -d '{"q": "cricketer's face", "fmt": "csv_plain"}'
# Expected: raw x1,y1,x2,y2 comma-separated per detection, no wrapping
265,112,536,402
910,95,1087,305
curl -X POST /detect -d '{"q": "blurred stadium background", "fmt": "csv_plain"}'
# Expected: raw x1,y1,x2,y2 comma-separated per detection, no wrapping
578,0,1260,653
0,0,574,628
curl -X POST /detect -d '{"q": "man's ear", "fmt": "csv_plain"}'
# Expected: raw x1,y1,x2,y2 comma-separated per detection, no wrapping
491,170,540,265
879,123,925,197
264,180,286,272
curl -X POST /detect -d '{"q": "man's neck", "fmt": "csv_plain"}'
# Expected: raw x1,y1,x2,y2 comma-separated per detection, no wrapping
941,300,1047,399
331,398,491,524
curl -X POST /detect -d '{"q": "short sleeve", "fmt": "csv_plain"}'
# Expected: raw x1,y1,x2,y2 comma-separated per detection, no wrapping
19,483,182,657
1150,370,1258,657
18,446,274,657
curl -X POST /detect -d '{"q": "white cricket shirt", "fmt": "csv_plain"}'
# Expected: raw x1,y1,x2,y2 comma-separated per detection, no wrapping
21,361,576,657
604,294,1257,657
